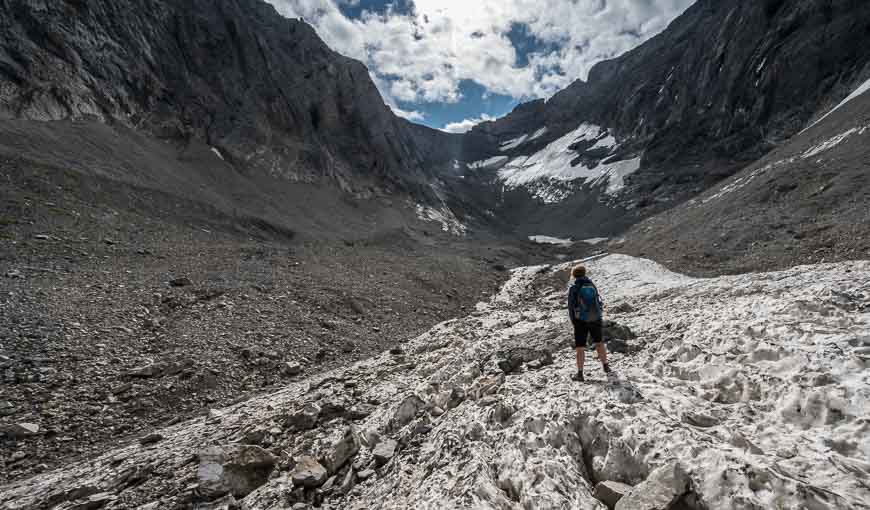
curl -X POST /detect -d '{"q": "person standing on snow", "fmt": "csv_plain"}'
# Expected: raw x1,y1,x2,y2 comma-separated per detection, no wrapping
567,265,611,382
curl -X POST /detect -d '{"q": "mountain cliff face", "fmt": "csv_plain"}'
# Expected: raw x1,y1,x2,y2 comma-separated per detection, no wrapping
0,0,459,196
620,76,870,275
460,0,870,240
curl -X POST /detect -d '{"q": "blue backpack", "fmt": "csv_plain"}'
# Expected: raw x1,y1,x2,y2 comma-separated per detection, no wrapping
570,278,603,322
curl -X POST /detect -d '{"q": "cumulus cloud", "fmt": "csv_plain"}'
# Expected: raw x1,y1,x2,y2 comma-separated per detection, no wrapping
391,106,426,122
268,0,695,111
442,113,496,133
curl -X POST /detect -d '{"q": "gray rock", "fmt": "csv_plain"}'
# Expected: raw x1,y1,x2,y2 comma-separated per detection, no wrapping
138,433,163,445
5,269,24,279
322,427,360,473
0,400,16,416
169,277,193,287
282,362,302,377
285,403,320,431
496,348,553,374
320,475,337,493
3,422,40,437
603,320,636,341
390,395,424,430
615,460,689,510
291,456,328,488
594,481,633,509
357,469,375,481
607,339,629,354
194,494,238,510
609,302,636,314
197,445,276,498
337,467,355,495
682,411,719,428
72,492,116,509
126,363,165,378
372,439,397,467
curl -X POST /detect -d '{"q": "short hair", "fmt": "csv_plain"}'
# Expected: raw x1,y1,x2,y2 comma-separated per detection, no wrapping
572,265,586,278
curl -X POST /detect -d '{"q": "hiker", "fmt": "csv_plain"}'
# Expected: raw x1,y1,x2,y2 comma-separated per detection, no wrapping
567,265,610,382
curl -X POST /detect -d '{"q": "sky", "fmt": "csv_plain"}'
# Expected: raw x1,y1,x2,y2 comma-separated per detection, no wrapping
267,0,696,132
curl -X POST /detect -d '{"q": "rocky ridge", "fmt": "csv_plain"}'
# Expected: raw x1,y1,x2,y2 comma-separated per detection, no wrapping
620,75,870,275
0,0,460,198
2,254,868,509
459,0,870,240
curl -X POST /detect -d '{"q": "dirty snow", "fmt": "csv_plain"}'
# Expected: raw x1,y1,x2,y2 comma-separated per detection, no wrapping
805,76,870,131
4,255,870,510
581,237,609,245
802,127,862,159
528,235,573,246
468,155,509,170
414,204,467,236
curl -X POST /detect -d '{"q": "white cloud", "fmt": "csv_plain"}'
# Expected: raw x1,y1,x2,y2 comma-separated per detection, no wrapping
391,106,426,122
268,0,696,107
442,113,496,133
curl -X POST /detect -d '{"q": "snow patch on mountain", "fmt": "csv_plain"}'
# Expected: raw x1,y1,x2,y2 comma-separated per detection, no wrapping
807,76,870,130
468,156,509,170
500,127,548,152
415,204,467,235
528,235,573,246
495,123,640,203
802,127,863,159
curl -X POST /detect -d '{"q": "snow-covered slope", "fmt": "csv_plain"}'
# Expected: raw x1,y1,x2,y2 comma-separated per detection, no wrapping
493,123,640,204
2,255,869,509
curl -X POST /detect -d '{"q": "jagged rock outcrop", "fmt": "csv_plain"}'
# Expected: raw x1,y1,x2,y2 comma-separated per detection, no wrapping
2,254,868,509
0,0,459,196
459,0,870,240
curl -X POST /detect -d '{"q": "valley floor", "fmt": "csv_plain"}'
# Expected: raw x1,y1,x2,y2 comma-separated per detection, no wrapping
2,254,868,509
1,156,558,484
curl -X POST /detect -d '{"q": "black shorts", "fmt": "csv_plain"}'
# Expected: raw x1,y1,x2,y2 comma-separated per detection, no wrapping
573,319,603,348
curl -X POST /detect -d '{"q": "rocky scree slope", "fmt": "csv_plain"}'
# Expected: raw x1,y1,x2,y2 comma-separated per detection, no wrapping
459,0,870,240
620,75,870,275
0,143,540,484
0,0,461,199
2,254,868,509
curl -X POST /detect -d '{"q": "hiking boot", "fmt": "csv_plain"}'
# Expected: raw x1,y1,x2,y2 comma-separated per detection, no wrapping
572,370,585,382
602,363,611,374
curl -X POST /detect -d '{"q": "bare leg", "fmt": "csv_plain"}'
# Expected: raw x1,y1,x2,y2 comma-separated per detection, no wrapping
575,347,585,371
595,342,608,367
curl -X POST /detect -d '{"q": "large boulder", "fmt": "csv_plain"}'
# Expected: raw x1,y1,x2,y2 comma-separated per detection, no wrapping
290,456,328,488
603,320,636,341
372,439,397,467
321,427,360,474
615,461,690,510
594,481,633,509
2,422,40,438
197,445,276,499
390,395,424,430
285,403,320,431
